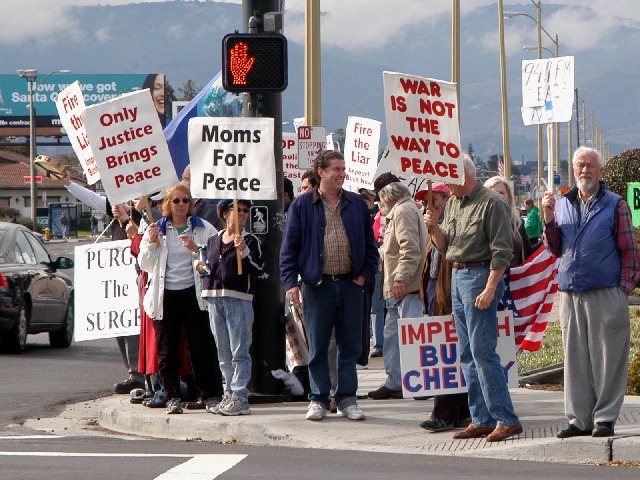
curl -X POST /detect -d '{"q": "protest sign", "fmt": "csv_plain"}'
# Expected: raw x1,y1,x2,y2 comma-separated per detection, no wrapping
398,312,518,398
628,182,640,227
521,56,575,125
55,81,100,185
82,89,178,204
282,132,305,194
343,116,381,192
187,117,277,200
297,125,327,168
383,72,463,185
73,240,140,341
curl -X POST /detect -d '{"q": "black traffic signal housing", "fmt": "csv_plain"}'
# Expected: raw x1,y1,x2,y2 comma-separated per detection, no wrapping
222,33,288,93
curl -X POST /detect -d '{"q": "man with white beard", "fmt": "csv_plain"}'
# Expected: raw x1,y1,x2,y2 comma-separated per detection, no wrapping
543,146,640,438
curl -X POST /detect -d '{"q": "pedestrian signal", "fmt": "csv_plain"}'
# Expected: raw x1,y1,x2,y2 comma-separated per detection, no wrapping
222,33,288,93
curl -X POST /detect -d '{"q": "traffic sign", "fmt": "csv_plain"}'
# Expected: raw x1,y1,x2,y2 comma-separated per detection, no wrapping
297,125,327,168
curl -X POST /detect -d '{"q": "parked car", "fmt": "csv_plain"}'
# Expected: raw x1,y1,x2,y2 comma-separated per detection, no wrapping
0,222,74,353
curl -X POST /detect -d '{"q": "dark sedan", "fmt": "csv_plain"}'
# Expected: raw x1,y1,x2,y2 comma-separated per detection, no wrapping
0,222,74,353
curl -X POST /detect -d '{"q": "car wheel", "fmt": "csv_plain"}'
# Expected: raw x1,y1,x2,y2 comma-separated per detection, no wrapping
49,299,74,348
0,302,29,354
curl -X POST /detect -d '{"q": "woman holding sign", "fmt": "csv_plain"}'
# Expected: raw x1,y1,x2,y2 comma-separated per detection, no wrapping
138,184,223,415
194,199,264,416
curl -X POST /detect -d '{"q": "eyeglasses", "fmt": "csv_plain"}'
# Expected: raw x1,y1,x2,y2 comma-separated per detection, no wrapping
171,197,191,204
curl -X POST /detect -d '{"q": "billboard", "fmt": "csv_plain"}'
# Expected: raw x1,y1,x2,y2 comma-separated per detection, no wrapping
0,73,166,131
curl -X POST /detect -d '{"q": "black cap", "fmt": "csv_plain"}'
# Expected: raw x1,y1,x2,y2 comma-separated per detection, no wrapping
373,172,400,198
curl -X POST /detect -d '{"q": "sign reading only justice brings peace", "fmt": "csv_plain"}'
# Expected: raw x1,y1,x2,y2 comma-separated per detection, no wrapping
187,117,277,200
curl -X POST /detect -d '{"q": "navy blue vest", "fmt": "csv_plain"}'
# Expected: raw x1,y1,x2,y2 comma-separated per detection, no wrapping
556,187,621,292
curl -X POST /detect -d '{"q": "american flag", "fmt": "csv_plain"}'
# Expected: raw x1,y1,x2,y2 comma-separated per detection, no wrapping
498,160,505,177
500,244,560,352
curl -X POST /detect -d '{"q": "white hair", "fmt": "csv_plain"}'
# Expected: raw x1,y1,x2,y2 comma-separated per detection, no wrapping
572,146,603,168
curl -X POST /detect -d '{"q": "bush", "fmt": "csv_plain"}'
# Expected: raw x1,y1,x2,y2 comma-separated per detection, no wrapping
602,148,640,199
628,352,640,395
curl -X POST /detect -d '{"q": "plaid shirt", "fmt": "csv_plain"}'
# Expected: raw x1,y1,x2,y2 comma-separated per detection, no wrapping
544,185,640,293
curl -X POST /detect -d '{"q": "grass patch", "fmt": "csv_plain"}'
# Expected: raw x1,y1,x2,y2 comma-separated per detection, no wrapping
517,307,640,384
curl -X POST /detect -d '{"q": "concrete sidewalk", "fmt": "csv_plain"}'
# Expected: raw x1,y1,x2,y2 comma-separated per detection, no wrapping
95,356,640,465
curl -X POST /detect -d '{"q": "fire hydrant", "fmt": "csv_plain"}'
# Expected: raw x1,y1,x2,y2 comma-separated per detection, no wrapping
44,227,51,241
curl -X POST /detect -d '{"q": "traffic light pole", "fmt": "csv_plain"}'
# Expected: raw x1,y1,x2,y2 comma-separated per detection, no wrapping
242,0,286,396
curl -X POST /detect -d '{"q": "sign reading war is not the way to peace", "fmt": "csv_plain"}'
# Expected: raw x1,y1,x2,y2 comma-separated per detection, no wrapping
55,80,100,185
383,71,463,185
187,117,277,200
82,89,179,204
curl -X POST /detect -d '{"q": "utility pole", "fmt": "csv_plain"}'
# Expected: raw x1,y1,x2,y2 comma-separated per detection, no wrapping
242,0,285,395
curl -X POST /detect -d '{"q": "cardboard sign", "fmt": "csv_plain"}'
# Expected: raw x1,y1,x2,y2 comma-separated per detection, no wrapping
82,89,178,204
398,312,518,397
73,240,140,341
521,56,575,125
343,116,381,192
187,117,277,200
383,71,463,185
55,80,100,185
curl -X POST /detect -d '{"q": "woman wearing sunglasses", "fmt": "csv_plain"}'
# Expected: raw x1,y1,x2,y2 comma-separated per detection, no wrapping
138,183,224,415
194,198,265,416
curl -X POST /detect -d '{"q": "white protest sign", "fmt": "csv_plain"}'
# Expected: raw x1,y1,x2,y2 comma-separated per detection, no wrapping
326,133,335,151
82,89,178,204
293,117,305,132
398,312,518,398
282,132,304,195
73,240,140,341
188,117,277,200
55,81,100,185
343,116,381,192
521,56,575,125
383,72,463,185
297,125,327,168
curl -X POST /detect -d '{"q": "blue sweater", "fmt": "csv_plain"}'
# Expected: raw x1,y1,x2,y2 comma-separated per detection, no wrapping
280,189,379,291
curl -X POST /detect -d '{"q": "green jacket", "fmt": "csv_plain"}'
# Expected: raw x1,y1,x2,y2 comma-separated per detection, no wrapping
524,205,543,240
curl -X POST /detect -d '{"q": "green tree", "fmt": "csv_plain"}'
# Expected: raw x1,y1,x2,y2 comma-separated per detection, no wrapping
602,149,640,199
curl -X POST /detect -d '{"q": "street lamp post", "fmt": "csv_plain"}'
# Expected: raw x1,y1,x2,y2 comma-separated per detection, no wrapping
498,0,511,179
16,69,70,231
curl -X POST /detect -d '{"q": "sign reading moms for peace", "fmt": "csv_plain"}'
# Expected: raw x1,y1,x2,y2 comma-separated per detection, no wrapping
343,116,381,192
521,56,575,126
55,81,100,185
398,312,518,398
383,72,463,185
187,117,276,200
73,240,140,341
82,89,179,204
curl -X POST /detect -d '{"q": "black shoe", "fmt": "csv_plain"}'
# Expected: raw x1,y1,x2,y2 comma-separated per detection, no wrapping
129,389,153,404
453,417,472,428
420,417,454,432
592,422,614,437
370,349,383,358
557,423,592,438
114,377,145,394
367,386,403,400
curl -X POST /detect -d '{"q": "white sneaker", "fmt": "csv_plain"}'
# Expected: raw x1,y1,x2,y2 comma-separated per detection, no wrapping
305,401,327,421
338,404,365,420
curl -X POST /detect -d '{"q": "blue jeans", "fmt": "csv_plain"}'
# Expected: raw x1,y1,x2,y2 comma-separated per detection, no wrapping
302,277,363,409
207,297,254,403
382,293,424,390
451,267,519,427
371,271,385,351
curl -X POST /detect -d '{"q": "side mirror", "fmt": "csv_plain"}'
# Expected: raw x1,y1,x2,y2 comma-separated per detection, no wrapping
56,257,74,269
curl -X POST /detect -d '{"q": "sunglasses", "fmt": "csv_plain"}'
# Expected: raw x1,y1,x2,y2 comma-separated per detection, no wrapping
171,197,191,204
231,207,250,214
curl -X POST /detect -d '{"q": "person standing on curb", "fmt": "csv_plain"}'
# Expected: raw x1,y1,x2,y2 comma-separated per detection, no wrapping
280,150,379,422
543,146,640,438
424,155,522,442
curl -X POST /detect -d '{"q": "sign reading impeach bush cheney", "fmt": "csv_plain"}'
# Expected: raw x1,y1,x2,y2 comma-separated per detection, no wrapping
187,117,277,200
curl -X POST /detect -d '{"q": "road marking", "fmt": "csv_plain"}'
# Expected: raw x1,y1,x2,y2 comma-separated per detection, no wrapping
0,452,246,479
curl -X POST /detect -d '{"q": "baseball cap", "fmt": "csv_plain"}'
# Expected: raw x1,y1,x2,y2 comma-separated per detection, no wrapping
414,182,450,202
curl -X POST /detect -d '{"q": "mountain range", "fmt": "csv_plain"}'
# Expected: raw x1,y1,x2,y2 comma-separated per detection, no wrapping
2,1,638,163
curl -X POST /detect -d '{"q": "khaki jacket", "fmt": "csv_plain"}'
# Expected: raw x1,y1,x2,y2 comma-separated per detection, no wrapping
381,197,428,300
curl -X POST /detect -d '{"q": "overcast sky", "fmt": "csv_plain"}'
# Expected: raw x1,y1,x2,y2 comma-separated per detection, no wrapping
5,0,640,57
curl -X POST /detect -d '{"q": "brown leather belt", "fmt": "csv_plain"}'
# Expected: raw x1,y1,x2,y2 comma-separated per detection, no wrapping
452,261,491,269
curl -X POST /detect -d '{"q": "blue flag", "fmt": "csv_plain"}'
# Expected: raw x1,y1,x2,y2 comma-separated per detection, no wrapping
163,71,242,178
